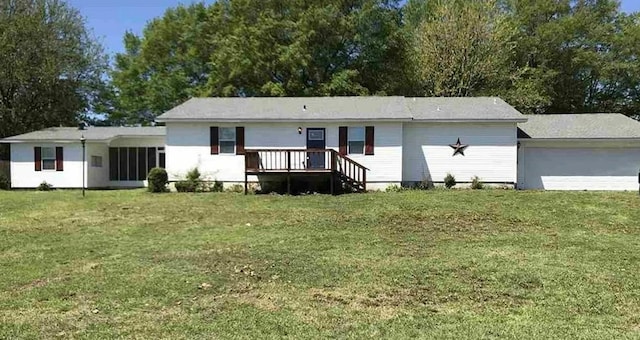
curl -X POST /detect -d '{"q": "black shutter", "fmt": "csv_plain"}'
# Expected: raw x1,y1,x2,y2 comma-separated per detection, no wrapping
210,127,219,154
365,126,374,155
34,147,42,171
55,147,64,171
339,127,348,155
236,127,245,155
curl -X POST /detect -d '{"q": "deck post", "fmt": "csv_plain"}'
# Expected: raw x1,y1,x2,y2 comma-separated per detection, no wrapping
287,150,291,195
244,154,248,195
330,151,336,195
362,170,367,192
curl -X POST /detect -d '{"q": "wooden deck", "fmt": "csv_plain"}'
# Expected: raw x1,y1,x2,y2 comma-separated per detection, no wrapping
244,149,368,194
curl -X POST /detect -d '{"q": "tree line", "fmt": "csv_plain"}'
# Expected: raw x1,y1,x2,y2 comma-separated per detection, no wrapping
0,0,639,143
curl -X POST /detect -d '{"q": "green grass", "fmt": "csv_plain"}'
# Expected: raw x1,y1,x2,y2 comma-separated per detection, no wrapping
0,189,639,339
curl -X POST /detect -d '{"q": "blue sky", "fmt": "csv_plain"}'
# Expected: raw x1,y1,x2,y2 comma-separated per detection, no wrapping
70,0,640,57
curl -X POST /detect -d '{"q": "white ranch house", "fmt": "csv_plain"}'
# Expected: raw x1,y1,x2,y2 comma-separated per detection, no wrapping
2,96,640,192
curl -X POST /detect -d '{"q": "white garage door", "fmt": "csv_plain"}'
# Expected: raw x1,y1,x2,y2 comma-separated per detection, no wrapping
519,147,640,190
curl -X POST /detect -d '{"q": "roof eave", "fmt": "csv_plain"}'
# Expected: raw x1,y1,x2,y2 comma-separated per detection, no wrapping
518,137,640,141
156,117,414,123
412,118,528,123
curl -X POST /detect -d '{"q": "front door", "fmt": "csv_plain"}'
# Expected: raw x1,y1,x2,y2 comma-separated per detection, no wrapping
306,128,326,169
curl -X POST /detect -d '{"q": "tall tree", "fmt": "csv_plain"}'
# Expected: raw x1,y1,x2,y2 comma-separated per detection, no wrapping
111,3,212,124
111,0,411,123
505,0,640,114
0,0,107,142
408,0,517,97
206,0,410,98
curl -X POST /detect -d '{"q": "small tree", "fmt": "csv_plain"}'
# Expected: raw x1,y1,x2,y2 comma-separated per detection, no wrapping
0,173,9,190
147,168,168,193
37,181,53,191
471,176,484,190
444,173,456,189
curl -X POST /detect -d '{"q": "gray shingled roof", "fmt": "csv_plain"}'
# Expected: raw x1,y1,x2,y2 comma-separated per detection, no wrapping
155,96,527,122
156,97,412,121
517,114,640,139
1,126,166,142
406,97,526,121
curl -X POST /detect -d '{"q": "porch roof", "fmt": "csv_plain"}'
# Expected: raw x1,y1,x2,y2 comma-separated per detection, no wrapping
1,126,166,143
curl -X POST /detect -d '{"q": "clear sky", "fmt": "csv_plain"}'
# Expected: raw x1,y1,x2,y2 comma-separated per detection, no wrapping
70,0,640,57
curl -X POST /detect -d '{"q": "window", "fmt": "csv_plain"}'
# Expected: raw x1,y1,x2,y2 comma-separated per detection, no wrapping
41,147,56,170
308,129,324,141
348,127,365,154
109,147,161,181
219,127,236,154
91,156,103,168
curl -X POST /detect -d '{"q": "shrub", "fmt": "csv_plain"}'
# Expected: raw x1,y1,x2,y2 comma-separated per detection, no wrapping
0,173,9,190
37,181,53,191
175,180,197,192
226,184,244,193
211,180,224,192
147,168,168,193
186,168,201,182
385,184,403,192
444,173,456,189
414,174,434,190
176,167,204,193
471,176,484,190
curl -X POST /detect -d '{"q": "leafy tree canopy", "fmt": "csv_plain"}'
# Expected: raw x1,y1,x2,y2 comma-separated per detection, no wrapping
107,0,640,122
0,0,108,140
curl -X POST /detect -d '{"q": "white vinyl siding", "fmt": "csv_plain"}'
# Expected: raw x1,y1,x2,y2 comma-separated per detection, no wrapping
165,122,403,188
518,141,640,190
403,122,518,184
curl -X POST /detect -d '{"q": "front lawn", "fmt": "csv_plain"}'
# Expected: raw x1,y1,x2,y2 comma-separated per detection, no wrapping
0,190,638,338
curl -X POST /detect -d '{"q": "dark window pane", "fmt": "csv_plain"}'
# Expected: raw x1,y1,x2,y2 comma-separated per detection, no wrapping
348,141,364,154
119,148,128,181
42,159,56,170
147,148,156,173
220,141,235,154
128,148,137,181
137,147,147,180
159,152,166,168
109,148,119,180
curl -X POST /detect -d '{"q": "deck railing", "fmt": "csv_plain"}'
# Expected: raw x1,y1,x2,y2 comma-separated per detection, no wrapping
244,149,368,193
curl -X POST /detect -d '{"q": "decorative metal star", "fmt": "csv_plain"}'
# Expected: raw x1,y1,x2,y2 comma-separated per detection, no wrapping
449,138,468,156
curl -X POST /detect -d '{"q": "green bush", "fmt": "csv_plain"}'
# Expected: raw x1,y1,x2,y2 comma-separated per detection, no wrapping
176,168,206,193
0,173,9,190
385,184,403,192
186,168,201,182
147,168,168,193
225,184,244,193
471,176,484,190
444,173,456,189
212,180,224,192
175,180,197,192
37,181,53,191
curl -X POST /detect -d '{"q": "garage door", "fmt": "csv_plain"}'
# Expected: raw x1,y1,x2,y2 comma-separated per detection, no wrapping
519,147,640,190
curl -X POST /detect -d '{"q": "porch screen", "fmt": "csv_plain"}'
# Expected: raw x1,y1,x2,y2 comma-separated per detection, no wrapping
109,147,160,181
